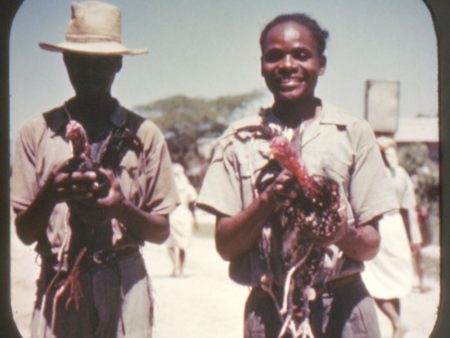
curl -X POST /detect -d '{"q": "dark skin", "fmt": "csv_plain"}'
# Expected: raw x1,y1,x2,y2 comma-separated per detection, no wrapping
215,21,380,262
15,52,169,246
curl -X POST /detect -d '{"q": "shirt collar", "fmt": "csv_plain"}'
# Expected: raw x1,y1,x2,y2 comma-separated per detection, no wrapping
50,106,70,134
108,100,127,127
260,100,351,127
50,99,126,134
319,101,351,126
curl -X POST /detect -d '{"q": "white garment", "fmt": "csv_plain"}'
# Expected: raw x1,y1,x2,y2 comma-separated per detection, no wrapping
167,164,197,249
362,165,417,299
362,211,413,299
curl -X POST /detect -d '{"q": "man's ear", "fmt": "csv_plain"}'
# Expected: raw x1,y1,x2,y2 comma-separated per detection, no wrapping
63,52,70,67
260,55,264,76
319,55,327,75
116,56,123,73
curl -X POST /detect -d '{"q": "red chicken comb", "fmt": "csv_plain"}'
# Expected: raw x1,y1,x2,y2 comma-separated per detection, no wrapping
270,136,318,198
66,120,89,159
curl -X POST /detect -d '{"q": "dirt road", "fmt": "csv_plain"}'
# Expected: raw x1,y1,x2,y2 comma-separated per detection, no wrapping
10,227,440,338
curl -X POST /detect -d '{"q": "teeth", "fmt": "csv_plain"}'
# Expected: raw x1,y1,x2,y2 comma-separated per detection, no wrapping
280,78,303,85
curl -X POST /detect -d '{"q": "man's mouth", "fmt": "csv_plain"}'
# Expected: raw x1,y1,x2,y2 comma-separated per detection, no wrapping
279,77,305,88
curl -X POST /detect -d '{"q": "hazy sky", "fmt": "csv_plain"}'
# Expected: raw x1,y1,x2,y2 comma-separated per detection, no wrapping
10,0,437,142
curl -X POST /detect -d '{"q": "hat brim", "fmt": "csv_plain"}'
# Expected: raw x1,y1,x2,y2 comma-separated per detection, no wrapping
39,41,148,56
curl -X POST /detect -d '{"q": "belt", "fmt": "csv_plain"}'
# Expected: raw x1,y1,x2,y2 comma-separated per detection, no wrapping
41,246,140,270
85,246,140,265
316,273,361,295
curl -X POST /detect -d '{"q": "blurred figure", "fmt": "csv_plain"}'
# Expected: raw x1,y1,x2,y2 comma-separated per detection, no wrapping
362,136,423,338
413,205,432,293
167,163,197,277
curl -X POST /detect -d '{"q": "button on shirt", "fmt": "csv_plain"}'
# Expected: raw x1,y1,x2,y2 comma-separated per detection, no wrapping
197,101,398,286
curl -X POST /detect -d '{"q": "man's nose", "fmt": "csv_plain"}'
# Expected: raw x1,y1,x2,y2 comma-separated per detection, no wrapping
280,54,296,70
83,61,97,73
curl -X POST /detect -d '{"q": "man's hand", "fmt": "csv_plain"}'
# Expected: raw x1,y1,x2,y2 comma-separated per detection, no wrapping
14,156,98,244
69,167,125,225
45,155,98,203
260,169,298,211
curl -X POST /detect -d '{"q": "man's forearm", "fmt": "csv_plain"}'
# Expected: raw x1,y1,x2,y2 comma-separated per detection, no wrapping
15,186,56,245
215,193,276,261
114,200,170,244
335,222,380,261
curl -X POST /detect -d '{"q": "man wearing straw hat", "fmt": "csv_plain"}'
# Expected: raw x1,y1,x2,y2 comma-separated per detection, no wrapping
11,2,178,337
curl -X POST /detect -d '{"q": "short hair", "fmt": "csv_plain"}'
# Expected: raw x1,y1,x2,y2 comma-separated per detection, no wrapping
259,13,329,56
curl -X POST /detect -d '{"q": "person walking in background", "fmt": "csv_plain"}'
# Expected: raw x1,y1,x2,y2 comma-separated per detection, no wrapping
10,2,178,337
197,13,397,338
362,136,424,338
414,204,432,293
167,163,198,277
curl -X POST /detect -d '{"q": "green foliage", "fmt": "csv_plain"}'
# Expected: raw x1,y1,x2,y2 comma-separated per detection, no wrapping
397,143,429,174
397,143,440,244
136,90,263,132
134,90,263,188
397,144,439,204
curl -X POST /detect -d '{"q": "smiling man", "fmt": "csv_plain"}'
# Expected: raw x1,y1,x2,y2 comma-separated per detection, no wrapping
261,21,326,109
197,13,398,338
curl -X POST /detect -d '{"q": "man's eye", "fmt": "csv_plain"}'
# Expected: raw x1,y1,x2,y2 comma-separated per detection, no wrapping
293,50,310,61
263,50,284,63
97,58,118,68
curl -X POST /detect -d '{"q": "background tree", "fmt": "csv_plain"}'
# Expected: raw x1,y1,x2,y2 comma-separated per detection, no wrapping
135,90,263,188
397,143,440,244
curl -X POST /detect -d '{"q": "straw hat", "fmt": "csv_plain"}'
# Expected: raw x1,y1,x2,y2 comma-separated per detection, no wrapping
39,1,148,56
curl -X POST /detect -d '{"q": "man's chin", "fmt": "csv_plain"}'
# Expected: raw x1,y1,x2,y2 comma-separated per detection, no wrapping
76,90,109,100
274,91,305,102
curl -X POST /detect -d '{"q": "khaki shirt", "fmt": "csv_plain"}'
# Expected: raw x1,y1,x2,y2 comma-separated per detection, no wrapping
197,101,398,286
11,103,179,257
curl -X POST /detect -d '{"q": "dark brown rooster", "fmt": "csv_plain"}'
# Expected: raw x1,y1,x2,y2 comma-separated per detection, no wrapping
43,120,143,322
64,119,143,198
257,136,341,338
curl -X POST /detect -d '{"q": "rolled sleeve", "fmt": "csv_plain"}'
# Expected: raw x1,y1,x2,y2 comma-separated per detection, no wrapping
11,117,42,212
138,120,179,215
348,121,398,225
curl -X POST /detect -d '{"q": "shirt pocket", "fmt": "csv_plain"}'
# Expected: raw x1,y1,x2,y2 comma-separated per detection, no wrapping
305,151,354,224
235,138,272,208
303,151,352,192
316,153,356,226
316,153,352,191
118,151,144,203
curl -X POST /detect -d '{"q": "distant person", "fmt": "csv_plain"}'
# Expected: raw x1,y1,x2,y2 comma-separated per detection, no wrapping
197,13,397,338
10,2,178,337
414,204,432,292
167,163,197,277
362,136,424,338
